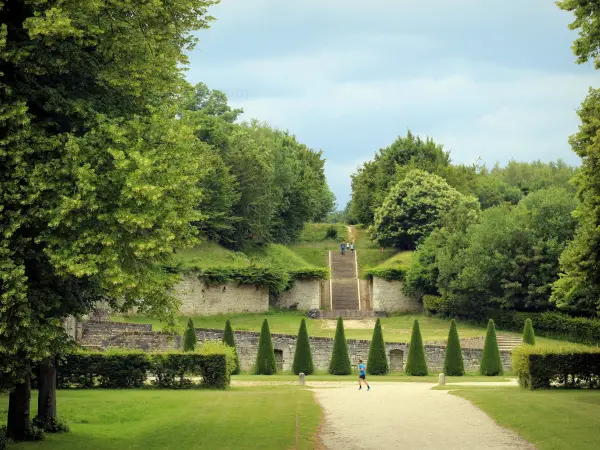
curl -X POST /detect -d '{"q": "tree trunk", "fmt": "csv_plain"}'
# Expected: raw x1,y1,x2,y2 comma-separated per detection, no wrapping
7,372,32,441
37,358,57,426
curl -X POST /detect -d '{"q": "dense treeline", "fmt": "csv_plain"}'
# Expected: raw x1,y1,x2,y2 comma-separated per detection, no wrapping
182,83,334,249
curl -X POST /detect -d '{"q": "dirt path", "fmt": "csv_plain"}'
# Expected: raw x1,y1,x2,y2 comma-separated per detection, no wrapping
313,382,534,450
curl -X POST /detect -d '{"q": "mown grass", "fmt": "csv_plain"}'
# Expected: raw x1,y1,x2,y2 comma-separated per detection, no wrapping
0,387,321,450
450,386,600,450
233,373,514,382
298,223,348,243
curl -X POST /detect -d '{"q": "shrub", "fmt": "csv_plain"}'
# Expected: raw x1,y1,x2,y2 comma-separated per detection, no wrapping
325,225,338,240
405,319,428,376
480,319,503,376
423,295,446,315
222,319,241,375
292,318,314,375
523,318,536,345
56,349,231,389
184,318,197,352
444,319,464,376
329,317,352,375
513,344,600,389
254,319,277,375
367,318,388,375
0,426,9,450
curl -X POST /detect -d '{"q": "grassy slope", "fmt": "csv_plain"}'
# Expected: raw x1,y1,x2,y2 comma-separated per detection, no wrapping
451,387,600,450
289,223,349,268
0,388,321,450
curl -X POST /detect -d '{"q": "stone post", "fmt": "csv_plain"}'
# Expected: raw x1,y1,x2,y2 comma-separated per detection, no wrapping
438,373,446,386
298,373,306,386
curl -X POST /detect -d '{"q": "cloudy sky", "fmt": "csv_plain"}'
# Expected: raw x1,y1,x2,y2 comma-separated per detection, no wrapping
186,0,597,207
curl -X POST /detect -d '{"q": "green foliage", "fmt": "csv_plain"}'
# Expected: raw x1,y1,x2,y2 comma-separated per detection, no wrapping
325,226,339,240
367,319,388,375
480,320,503,376
223,320,240,375
255,319,277,375
490,160,577,196
56,348,232,390
298,223,348,243
523,318,536,346
328,317,352,375
184,318,197,352
371,170,467,249
405,320,428,376
0,426,9,450
512,344,600,389
364,252,413,281
444,320,465,376
557,0,600,69
292,319,314,375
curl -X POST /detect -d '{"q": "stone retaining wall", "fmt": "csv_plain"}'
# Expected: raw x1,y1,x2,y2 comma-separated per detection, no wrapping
371,278,422,313
175,276,269,315
276,280,321,310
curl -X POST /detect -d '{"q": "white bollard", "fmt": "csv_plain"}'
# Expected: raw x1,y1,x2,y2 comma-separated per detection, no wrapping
438,373,446,386
298,372,306,386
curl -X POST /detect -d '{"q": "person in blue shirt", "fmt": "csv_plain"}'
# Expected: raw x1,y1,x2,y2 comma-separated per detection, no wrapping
340,242,346,255
358,359,370,391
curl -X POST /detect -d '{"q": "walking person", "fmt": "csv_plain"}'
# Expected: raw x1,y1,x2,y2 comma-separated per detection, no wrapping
358,359,370,390
350,242,355,253
340,241,346,255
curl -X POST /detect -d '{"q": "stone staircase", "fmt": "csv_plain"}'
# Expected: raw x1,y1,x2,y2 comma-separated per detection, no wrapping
318,310,383,320
496,334,523,351
329,250,360,310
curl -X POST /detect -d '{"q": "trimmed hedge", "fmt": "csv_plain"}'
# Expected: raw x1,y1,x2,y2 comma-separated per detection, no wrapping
480,320,503,376
223,319,241,375
329,317,352,375
255,319,277,375
292,318,314,375
444,319,464,376
184,318,197,352
56,346,233,390
423,298,600,346
513,345,600,389
364,267,407,281
367,318,388,375
405,319,428,376
522,318,535,345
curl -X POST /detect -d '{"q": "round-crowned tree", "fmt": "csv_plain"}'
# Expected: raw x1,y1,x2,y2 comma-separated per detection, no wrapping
480,319,503,376
443,319,464,376
254,319,277,375
405,319,428,376
522,318,536,346
292,319,314,375
367,319,388,375
223,319,241,374
329,317,352,375
370,169,464,249
184,318,197,352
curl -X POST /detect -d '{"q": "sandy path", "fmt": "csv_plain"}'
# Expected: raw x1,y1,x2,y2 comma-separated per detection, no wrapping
313,382,534,450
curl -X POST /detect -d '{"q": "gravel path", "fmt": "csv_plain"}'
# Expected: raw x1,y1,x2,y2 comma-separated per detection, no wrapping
312,382,534,450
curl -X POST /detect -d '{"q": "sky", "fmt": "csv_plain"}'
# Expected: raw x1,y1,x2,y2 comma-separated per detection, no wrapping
186,0,597,208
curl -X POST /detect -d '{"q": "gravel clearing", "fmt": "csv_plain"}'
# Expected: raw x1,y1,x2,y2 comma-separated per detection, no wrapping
312,382,535,450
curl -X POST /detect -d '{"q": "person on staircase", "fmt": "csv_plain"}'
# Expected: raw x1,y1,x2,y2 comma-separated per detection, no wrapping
340,241,346,255
350,242,355,253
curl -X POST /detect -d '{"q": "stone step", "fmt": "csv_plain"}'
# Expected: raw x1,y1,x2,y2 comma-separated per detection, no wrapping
318,310,384,320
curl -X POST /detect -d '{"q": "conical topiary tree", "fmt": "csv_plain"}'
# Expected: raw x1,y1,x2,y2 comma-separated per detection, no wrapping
329,317,352,375
223,319,241,374
255,319,277,375
522,318,536,346
367,318,388,375
184,318,196,352
444,319,464,376
480,319,503,376
405,319,428,376
292,319,314,375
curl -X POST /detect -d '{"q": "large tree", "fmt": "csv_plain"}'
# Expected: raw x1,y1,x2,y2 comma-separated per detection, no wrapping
551,0,600,316
370,170,466,249
0,0,215,440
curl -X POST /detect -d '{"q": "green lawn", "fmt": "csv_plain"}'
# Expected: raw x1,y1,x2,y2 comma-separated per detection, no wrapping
450,387,600,450
0,387,321,450
233,374,514,382
298,223,348,243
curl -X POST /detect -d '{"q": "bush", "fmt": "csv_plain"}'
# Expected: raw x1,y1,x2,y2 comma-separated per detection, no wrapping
367,318,388,375
329,317,352,375
222,319,241,375
523,318,536,345
292,318,314,375
480,320,503,376
423,295,446,315
325,225,338,240
184,318,197,352
444,319,464,376
0,426,9,450
513,344,600,389
405,319,428,376
254,319,277,375
56,348,231,389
